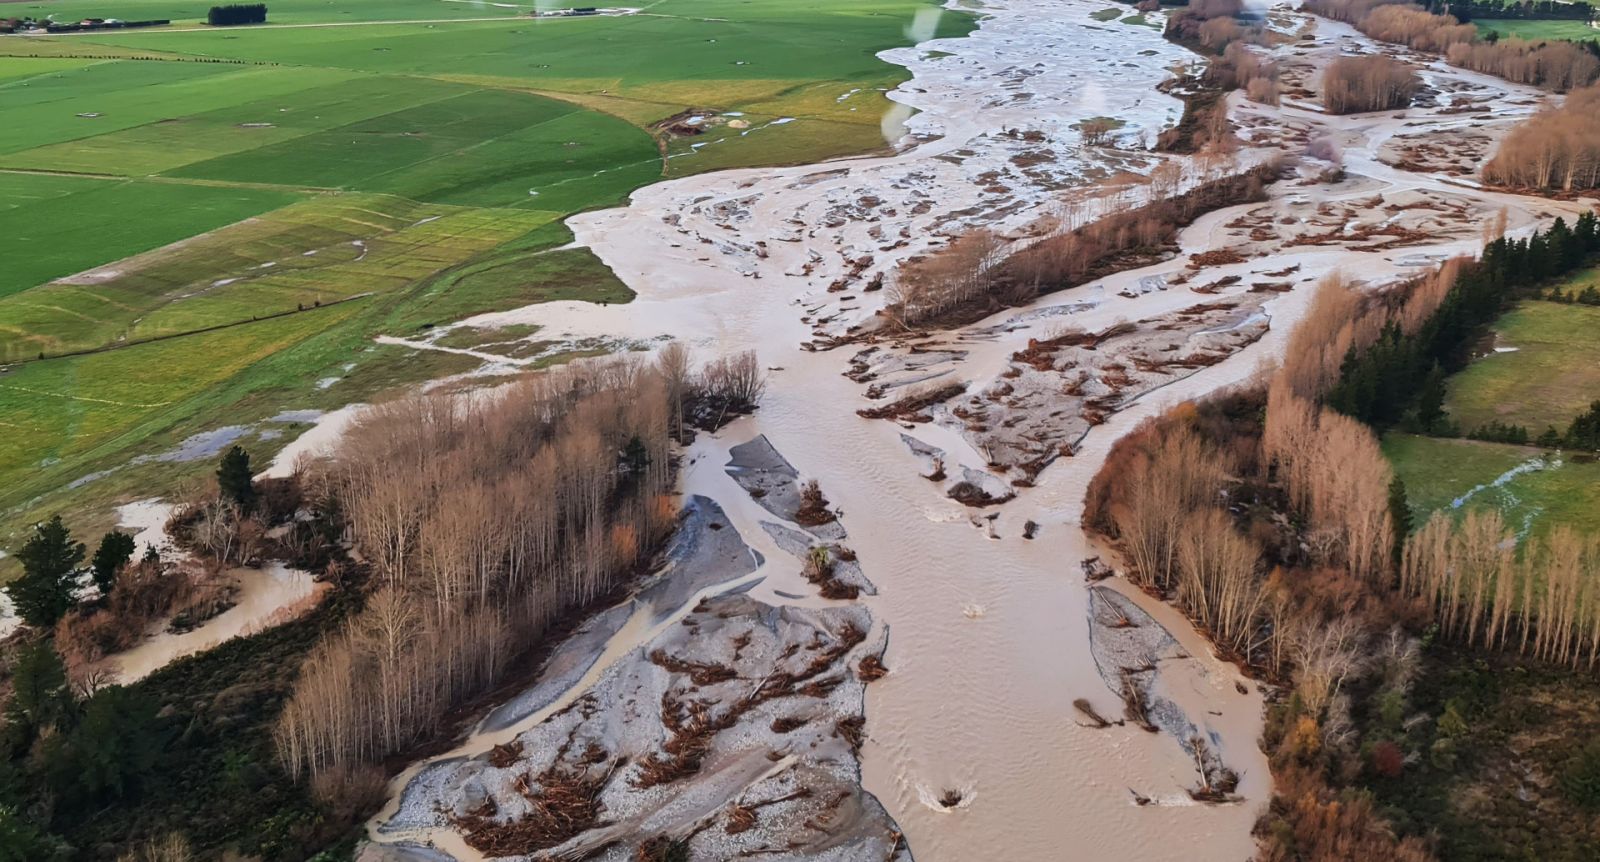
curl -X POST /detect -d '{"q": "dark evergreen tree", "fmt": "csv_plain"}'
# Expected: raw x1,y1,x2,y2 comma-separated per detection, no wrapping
45,687,162,806
89,530,135,597
206,2,266,25
4,642,69,746
217,444,256,511
5,516,84,628
1415,362,1448,433
1387,475,1412,572
0,805,69,862
1565,400,1600,451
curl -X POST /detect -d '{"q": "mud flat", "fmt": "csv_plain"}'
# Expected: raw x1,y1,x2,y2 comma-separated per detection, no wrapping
369,502,896,862
378,592,895,861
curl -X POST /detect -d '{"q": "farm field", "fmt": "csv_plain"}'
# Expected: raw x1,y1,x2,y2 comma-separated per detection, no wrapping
0,0,968,573
3,0,528,26
0,173,300,296
1473,18,1600,42
1384,433,1600,540
1444,300,1600,436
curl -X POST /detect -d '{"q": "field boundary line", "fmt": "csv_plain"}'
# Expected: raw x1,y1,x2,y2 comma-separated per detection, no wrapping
2,291,372,367
0,383,173,409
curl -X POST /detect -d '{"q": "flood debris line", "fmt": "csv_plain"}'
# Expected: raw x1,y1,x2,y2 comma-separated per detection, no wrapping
761,523,878,599
1086,587,1243,805
725,435,846,542
861,296,1270,490
379,591,903,861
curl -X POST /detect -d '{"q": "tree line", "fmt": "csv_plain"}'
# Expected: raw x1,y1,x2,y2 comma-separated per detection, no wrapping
1483,84,1600,192
885,159,1279,329
273,360,677,780
1325,213,1600,431
1085,218,1600,856
1307,0,1600,91
1446,0,1594,21
206,3,266,25
1086,385,1433,861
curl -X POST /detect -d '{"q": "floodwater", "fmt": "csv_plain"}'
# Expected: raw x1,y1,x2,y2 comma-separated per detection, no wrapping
100,499,318,683
352,0,1589,858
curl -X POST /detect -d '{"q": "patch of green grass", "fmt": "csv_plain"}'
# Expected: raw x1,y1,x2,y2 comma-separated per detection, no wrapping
429,323,540,351
0,61,348,156
1546,264,1600,298
3,71,455,175
0,173,300,298
1474,18,1600,43
1445,300,1600,436
163,87,657,209
6,0,530,26
386,221,633,335
0,193,550,360
1384,433,1600,539
0,203,634,556
66,0,974,173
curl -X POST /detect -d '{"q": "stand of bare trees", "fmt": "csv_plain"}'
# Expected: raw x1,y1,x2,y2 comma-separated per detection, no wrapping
275,359,678,778
1484,84,1600,192
1263,383,1395,584
1088,403,1275,664
1320,55,1421,114
1402,515,1600,667
883,230,1009,327
884,163,1278,329
1305,0,1600,92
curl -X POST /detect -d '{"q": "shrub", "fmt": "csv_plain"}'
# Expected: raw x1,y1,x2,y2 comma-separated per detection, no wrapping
1370,739,1405,778
1560,739,1600,809
1322,55,1420,114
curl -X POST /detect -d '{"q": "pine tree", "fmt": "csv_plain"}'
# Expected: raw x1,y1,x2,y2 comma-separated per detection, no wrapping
5,642,69,741
1416,363,1447,433
46,687,161,806
89,530,135,597
5,516,84,627
217,445,256,511
1387,475,1412,572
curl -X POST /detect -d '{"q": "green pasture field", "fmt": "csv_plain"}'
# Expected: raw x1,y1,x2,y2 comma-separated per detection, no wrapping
0,0,973,572
0,173,301,298
1384,433,1600,540
1444,300,1600,436
3,0,527,26
1474,19,1600,43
